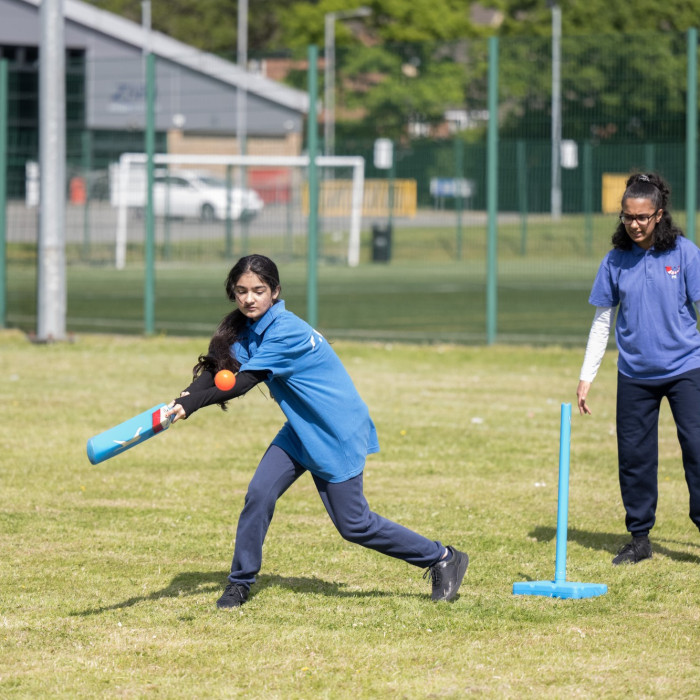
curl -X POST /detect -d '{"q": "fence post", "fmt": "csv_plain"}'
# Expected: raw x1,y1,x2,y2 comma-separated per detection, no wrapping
516,139,528,256
686,28,697,244
486,36,499,345
81,129,92,260
306,45,319,329
0,59,7,328
583,141,593,256
144,51,156,335
225,164,233,258
454,135,464,260
550,4,562,220
644,143,656,172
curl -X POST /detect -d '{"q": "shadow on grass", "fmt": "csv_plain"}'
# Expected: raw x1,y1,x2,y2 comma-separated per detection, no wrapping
71,570,226,616
528,526,700,564
72,570,399,616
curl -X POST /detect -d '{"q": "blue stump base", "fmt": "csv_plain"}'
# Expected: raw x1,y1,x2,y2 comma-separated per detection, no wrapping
513,580,607,599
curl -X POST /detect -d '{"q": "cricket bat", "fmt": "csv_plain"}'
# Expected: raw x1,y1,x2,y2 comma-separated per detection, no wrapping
87,403,173,465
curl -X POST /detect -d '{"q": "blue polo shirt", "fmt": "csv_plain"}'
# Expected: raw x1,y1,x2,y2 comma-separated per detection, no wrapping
231,301,379,482
589,236,700,379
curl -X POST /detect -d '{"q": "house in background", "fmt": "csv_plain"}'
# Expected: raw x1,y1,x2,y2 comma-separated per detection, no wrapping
0,0,309,194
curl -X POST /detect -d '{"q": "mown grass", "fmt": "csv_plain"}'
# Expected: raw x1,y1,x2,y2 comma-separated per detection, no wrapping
1,330,699,698
7,258,602,345
6,258,597,342
6,210,616,343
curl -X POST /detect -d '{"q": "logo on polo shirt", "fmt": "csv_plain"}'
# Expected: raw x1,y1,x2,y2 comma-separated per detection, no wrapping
309,330,324,350
665,265,680,279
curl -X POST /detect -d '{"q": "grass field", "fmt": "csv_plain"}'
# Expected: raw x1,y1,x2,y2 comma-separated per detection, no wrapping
6,211,615,344
5,258,601,343
2,330,699,698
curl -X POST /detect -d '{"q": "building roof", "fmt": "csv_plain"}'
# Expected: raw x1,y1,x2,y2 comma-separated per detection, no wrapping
18,0,308,114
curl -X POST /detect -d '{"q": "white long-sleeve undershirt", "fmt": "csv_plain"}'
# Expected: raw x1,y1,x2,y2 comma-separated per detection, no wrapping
580,302,700,383
579,306,615,383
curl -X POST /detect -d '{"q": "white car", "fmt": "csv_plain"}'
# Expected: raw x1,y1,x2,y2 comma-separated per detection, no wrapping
152,170,264,222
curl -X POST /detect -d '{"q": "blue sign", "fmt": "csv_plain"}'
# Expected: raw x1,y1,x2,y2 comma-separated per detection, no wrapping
430,178,474,198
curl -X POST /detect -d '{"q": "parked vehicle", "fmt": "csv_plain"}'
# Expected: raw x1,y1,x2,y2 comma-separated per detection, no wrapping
152,170,264,222
111,166,265,222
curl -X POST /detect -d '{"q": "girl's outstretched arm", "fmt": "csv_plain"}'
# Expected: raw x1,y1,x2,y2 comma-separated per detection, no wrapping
166,369,269,422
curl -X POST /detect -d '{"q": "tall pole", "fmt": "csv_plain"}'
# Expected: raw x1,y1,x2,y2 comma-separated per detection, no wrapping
324,7,371,157
306,45,319,328
0,59,7,328
324,12,335,157
81,129,92,260
237,0,248,158
486,36,499,345
583,140,593,256
517,140,528,256
37,0,66,341
455,135,464,260
144,52,156,335
141,0,151,54
141,1,156,335
237,0,249,253
686,28,697,244
550,4,562,220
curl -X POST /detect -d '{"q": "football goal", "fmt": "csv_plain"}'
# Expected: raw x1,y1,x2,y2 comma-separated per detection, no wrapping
112,152,366,269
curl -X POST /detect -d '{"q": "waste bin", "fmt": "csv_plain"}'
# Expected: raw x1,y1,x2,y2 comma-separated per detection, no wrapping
371,222,392,263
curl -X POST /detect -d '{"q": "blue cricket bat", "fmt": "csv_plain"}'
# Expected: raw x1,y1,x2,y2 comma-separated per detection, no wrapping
87,403,173,465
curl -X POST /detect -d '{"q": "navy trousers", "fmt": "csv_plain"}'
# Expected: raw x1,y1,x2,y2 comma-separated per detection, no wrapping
228,444,444,589
617,369,700,537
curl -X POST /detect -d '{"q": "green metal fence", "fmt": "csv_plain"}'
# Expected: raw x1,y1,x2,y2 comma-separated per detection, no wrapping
2,31,699,344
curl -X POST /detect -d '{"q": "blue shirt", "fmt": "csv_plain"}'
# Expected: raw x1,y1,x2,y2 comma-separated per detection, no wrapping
232,300,379,482
589,236,700,379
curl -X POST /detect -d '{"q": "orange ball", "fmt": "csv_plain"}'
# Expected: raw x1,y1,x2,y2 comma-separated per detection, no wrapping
214,369,236,391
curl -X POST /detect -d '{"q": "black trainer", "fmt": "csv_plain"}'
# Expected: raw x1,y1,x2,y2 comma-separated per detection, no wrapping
216,582,249,609
612,535,652,566
424,546,469,601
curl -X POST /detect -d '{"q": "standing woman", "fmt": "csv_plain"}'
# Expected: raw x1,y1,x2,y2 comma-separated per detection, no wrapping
166,254,468,608
577,172,700,565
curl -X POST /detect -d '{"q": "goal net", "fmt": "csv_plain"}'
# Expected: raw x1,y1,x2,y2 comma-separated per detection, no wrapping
111,153,365,269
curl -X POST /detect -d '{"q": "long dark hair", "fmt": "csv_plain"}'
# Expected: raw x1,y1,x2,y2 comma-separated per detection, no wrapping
192,254,281,379
612,172,683,252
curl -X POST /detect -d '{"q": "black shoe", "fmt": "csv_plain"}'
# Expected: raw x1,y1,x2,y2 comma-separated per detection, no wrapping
612,536,652,566
424,546,469,601
216,582,249,609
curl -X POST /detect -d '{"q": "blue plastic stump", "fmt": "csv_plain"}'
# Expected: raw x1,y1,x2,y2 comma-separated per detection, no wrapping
512,403,607,600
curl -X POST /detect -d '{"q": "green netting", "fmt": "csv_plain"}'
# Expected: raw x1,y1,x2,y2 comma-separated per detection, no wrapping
3,31,698,343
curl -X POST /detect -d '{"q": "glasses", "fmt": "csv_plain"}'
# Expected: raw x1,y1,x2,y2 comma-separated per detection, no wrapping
619,210,659,226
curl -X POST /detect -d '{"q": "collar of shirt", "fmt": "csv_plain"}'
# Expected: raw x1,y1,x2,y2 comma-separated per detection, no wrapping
247,299,286,337
631,243,650,256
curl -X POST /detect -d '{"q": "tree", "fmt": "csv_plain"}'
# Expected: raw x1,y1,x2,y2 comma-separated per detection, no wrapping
497,30,688,143
81,0,700,146
83,0,296,56
496,0,700,36
333,43,472,141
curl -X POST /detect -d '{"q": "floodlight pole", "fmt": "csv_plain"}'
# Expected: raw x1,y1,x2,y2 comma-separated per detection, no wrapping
237,0,249,253
141,1,151,54
324,7,371,157
37,0,67,341
550,3,562,220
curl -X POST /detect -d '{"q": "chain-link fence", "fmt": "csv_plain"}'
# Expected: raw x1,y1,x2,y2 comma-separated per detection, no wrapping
2,30,698,343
